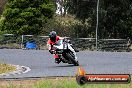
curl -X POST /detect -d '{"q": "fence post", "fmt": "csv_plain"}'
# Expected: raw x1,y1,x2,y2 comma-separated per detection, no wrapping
96,0,100,51
21,35,24,49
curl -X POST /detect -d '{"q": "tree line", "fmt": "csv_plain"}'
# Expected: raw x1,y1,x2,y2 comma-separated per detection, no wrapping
66,0,132,39
0,0,132,39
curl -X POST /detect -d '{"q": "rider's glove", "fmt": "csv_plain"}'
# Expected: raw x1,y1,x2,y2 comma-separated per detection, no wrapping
49,49,53,54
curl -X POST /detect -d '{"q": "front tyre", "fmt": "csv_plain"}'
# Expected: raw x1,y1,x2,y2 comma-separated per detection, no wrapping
66,52,79,66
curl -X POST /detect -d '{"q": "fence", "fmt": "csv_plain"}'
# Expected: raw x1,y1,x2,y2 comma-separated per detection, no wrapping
98,39,130,52
0,34,131,52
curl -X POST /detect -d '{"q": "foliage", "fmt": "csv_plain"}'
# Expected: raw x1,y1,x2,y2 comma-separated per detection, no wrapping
41,15,93,38
0,0,55,35
66,0,96,22
63,0,97,37
0,0,132,39
65,0,132,39
99,0,132,39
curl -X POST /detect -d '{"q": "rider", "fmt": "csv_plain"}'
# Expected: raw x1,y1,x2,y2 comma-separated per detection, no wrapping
47,31,63,64
47,31,78,64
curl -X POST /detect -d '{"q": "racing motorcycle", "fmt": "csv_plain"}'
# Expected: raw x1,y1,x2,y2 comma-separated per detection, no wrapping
50,39,79,66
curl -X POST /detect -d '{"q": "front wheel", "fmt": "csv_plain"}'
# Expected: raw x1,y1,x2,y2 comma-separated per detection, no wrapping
66,52,79,66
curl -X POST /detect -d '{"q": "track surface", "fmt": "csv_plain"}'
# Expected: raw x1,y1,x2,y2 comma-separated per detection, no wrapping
0,49,132,78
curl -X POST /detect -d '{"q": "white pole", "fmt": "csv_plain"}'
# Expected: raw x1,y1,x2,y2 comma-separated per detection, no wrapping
96,0,99,50
21,35,24,49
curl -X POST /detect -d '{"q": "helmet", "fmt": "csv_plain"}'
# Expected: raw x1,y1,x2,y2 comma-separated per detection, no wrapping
49,31,57,42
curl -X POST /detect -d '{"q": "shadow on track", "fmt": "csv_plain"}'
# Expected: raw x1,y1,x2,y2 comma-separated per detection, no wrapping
55,64,76,68
45,64,79,69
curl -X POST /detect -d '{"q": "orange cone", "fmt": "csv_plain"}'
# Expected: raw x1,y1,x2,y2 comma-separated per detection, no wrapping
78,66,86,76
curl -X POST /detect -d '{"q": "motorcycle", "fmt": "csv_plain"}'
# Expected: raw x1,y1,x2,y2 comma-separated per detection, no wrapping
50,39,79,66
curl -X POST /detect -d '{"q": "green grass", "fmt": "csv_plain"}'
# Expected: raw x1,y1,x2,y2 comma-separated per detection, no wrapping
35,79,132,88
0,63,16,74
0,78,132,88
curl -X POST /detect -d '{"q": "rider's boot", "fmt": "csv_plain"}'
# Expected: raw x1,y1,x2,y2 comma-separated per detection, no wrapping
55,58,61,64
53,54,61,64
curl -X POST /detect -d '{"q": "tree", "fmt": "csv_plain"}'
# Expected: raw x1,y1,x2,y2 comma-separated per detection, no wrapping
66,0,97,22
66,0,132,39
99,0,132,39
0,0,54,35
0,0,7,14
65,0,97,37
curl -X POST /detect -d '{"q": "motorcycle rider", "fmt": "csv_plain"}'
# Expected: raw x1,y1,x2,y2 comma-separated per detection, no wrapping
47,31,78,64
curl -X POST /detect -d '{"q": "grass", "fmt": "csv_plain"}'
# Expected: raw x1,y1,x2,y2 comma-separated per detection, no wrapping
0,77,131,88
0,63,16,74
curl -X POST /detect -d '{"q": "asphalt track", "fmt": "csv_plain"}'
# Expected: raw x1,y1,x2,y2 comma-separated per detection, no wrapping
0,49,132,79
